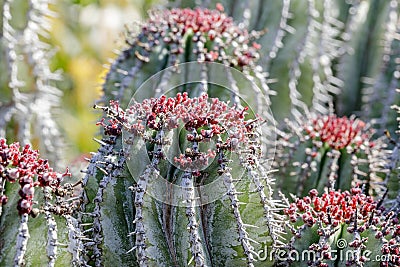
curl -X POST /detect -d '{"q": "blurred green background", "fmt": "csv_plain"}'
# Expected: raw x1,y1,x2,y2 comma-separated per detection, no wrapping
49,0,163,162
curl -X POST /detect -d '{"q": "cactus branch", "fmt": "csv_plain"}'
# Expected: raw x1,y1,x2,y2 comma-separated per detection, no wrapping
218,148,255,266
14,214,30,267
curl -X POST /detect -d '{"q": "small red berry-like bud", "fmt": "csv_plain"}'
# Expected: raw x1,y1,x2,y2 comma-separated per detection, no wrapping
7,168,19,182
19,184,34,199
17,199,33,215
305,115,369,150
216,3,224,12
309,189,318,198
187,134,195,141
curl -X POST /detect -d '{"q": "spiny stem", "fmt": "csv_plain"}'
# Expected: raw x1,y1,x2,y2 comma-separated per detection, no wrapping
92,174,111,266
65,215,88,266
182,133,207,267
182,171,206,267
43,187,58,267
327,150,340,191
287,0,313,121
361,0,399,120
116,60,143,102
154,58,176,97
14,214,30,267
130,129,165,266
219,150,255,267
264,0,293,72
244,157,286,248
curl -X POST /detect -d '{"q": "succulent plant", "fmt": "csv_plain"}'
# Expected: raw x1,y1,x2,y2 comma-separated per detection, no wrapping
174,0,400,124
77,93,283,266
273,113,389,197
280,187,400,267
0,138,83,266
0,0,64,167
100,4,274,123
1,0,400,266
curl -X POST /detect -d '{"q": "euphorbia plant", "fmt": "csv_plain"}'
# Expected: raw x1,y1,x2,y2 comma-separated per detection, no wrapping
280,187,399,267
1,1,400,267
0,139,83,266
101,4,274,120
274,114,388,197
78,93,283,266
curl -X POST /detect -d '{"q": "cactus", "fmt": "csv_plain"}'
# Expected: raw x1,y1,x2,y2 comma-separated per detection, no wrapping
77,93,283,266
280,187,399,267
173,0,400,125
100,4,274,123
273,113,389,197
0,138,83,266
0,1,400,266
0,0,64,167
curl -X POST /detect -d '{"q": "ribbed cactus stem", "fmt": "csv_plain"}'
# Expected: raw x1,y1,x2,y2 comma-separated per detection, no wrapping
79,103,128,265
1,0,64,165
92,171,112,266
78,137,117,217
211,35,241,104
14,214,30,267
326,150,340,191
244,156,285,248
309,0,342,115
130,129,165,266
264,0,293,71
43,187,58,267
116,61,143,102
3,0,21,92
350,221,363,266
362,0,399,132
129,166,150,265
65,215,87,266
199,61,209,94
287,0,312,121
309,224,331,267
294,147,314,197
241,69,275,126
2,0,26,142
45,211,57,267
182,170,206,267
219,149,255,267
182,133,207,267
154,64,175,97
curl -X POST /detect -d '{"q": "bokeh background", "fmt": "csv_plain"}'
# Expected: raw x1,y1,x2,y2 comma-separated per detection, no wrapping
49,0,163,162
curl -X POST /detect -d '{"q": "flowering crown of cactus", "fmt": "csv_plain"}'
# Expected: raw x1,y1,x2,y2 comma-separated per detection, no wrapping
0,139,74,216
281,187,399,267
305,115,369,150
133,4,261,67
274,113,388,197
101,92,259,167
88,92,283,266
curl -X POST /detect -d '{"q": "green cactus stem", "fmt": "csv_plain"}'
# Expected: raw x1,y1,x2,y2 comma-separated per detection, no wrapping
0,138,80,266
176,0,399,125
280,187,400,267
274,114,388,197
78,93,283,266
360,0,400,135
100,5,274,119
